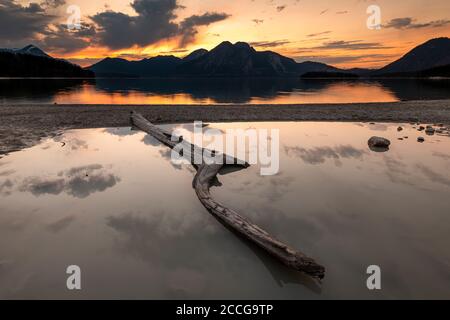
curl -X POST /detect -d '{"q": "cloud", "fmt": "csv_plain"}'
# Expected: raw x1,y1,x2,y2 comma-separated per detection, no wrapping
0,0,94,53
252,19,264,25
0,0,54,43
249,40,290,48
91,0,230,50
383,17,450,29
276,5,286,12
306,31,331,38
41,0,66,8
179,12,230,47
294,53,396,65
313,40,392,50
38,23,96,54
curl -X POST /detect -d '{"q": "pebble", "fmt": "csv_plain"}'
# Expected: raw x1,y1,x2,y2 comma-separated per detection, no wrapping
425,126,436,135
368,136,391,152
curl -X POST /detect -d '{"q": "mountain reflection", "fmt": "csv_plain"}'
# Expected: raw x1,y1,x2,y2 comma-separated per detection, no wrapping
1,78,450,104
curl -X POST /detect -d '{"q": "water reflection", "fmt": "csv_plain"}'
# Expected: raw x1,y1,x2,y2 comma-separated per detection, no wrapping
284,145,367,166
18,164,120,198
1,78,450,104
0,123,449,299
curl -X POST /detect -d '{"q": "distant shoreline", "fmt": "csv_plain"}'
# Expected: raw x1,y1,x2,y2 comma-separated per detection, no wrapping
1,76,450,80
1,100,450,156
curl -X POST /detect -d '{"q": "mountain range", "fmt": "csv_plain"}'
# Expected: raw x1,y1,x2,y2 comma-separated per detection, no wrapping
89,37,450,78
1,37,449,78
89,41,343,77
0,45,94,77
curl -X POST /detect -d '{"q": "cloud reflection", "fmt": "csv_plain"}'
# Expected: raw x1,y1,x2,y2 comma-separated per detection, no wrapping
417,164,450,187
284,145,367,165
0,179,14,196
104,128,140,137
19,164,120,198
46,215,76,233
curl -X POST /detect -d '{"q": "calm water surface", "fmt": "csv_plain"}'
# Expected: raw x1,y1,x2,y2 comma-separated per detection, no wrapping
0,122,449,299
1,78,450,104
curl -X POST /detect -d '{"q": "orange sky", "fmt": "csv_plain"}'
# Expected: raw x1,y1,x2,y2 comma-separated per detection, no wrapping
15,0,450,68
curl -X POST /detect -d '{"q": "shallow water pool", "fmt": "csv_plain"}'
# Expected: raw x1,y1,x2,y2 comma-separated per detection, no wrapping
0,122,449,299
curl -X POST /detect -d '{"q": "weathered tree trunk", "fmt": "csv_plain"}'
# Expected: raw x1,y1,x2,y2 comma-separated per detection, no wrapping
131,111,325,279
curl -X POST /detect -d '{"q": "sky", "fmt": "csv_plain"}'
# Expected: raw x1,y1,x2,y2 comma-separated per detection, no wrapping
1,0,449,68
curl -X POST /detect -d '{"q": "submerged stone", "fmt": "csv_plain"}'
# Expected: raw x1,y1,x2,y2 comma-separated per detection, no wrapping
368,136,391,152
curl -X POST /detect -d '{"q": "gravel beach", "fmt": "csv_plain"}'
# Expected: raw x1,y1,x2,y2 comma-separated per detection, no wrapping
1,100,450,156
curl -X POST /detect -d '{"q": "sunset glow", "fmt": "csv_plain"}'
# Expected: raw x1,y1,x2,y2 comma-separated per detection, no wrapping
3,0,449,68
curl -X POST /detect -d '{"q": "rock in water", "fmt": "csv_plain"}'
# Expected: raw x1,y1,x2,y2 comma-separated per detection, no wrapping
397,126,403,131
418,137,425,143
425,126,435,135
368,136,391,152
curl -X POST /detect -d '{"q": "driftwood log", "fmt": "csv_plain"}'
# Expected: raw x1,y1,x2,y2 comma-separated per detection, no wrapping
130,111,325,279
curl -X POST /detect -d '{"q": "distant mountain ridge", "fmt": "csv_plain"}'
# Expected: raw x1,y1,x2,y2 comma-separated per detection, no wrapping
91,55,182,77
375,37,450,75
1,37,449,78
89,38,450,78
89,41,341,77
0,45,94,77
0,45,52,58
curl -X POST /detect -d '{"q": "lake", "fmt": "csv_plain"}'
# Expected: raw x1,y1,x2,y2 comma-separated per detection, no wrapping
0,122,449,299
1,78,450,104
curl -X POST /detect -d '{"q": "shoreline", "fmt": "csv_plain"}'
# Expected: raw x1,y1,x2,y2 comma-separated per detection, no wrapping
1,100,450,156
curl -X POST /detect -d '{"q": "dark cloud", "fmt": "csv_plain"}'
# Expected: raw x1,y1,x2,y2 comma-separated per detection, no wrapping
276,5,286,12
0,0,93,53
179,12,230,47
252,19,264,25
41,0,66,9
383,17,450,29
249,40,290,48
91,0,230,50
38,23,95,54
0,0,54,43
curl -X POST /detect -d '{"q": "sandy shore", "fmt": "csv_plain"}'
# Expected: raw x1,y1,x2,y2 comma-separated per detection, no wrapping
1,100,450,156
